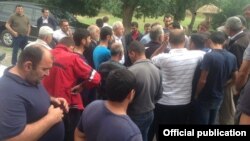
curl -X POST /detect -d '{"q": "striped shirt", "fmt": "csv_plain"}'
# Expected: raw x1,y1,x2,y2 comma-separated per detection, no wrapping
152,48,205,105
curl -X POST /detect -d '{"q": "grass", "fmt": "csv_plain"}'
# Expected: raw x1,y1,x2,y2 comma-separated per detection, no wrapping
77,13,206,32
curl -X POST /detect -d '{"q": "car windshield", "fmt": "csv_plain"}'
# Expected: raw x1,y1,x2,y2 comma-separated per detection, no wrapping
50,8,77,23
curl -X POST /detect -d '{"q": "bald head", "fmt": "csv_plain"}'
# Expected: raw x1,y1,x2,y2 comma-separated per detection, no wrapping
169,29,185,46
17,44,52,69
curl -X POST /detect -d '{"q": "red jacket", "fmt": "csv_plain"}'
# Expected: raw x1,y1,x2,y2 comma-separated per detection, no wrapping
43,44,101,109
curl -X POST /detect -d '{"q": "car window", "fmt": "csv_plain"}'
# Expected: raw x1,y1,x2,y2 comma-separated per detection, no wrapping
0,4,16,21
23,7,35,25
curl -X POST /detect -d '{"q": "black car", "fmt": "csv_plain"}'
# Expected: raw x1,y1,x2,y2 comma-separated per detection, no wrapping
0,1,88,47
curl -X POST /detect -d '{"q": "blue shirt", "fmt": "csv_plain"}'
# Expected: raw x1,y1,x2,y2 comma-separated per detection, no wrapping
93,45,111,69
0,68,64,141
198,49,237,107
77,100,142,141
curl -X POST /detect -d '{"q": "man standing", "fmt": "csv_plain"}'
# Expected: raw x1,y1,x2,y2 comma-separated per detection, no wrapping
37,8,57,31
151,29,204,126
5,4,31,65
43,37,101,141
75,69,142,141
0,45,68,141
194,32,237,124
53,19,72,43
128,41,162,141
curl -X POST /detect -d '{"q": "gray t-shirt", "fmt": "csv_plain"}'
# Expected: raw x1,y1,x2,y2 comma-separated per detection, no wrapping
77,100,142,141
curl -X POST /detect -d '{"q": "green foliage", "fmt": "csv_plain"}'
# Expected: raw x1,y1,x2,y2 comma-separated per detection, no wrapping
42,0,102,16
211,0,250,29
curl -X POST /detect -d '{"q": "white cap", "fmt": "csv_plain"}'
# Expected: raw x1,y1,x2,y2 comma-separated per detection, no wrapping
39,26,54,35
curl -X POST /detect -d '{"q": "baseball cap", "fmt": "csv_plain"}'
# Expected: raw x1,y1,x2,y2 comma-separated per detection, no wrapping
39,26,54,35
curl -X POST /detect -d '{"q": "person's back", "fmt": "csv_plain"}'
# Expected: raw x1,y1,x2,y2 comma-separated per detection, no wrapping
75,69,142,141
77,100,141,141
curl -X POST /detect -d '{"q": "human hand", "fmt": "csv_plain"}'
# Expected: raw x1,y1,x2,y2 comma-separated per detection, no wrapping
47,105,64,124
51,97,69,113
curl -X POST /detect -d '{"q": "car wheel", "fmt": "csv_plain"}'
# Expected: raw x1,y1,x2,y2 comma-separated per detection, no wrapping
1,30,13,47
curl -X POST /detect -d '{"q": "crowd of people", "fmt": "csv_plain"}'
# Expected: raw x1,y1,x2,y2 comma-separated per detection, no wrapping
1,3,250,141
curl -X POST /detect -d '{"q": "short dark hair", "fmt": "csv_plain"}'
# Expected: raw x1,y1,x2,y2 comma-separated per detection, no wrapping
100,26,113,41
209,31,226,44
16,4,23,9
172,21,181,29
103,16,109,23
144,23,151,28
163,14,173,20
41,8,49,13
190,33,205,49
96,18,103,28
17,45,44,69
128,41,145,54
106,69,136,102
131,22,139,28
59,19,68,26
59,37,75,47
73,28,90,46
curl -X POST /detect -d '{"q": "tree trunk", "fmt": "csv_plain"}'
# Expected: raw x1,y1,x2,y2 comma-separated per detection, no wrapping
188,11,197,35
122,5,136,34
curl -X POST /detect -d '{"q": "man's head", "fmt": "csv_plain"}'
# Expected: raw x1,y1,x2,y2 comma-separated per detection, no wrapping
103,16,109,23
17,45,53,85
189,33,206,50
87,25,100,42
110,42,124,61
41,8,49,18
197,21,210,33
38,26,54,44
106,69,136,103
96,18,103,28
100,26,113,42
144,23,151,34
208,31,226,48
15,5,24,15
149,24,164,42
73,28,91,48
163,14,173,29
224,16,242,35
59,19,70,33
128,41,145,63
131,22,139,33
112,21,124,37
59,37,75,51
243,4,250,20
169,29,185,48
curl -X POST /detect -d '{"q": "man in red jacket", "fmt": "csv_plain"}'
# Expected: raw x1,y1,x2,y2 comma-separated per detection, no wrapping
43,36,101,141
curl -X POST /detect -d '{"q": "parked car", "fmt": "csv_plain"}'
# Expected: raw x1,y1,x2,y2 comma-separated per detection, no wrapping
0,1,88,47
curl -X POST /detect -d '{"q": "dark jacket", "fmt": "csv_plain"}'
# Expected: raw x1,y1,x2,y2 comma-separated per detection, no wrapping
37,16,57,30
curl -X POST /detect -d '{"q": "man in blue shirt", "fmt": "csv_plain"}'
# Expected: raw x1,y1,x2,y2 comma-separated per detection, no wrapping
75,69,142,141
0,45,68,141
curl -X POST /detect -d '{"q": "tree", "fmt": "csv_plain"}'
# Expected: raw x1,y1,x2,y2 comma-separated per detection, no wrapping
211,0,249,29
102,0,189,33
186,0,218,34
41,0,102,17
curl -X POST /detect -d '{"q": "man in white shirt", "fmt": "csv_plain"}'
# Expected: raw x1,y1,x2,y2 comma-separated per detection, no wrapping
151,29,204,125
53,19,72,42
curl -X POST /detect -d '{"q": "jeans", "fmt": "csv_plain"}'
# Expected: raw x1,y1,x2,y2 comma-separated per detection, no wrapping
192,100,222,124
130,111,154,141
12,35,28,65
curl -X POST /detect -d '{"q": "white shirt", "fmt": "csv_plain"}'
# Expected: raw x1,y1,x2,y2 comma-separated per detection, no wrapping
25,39,51,50
0,65,7,77
53,29,68,42
152,48,205,105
